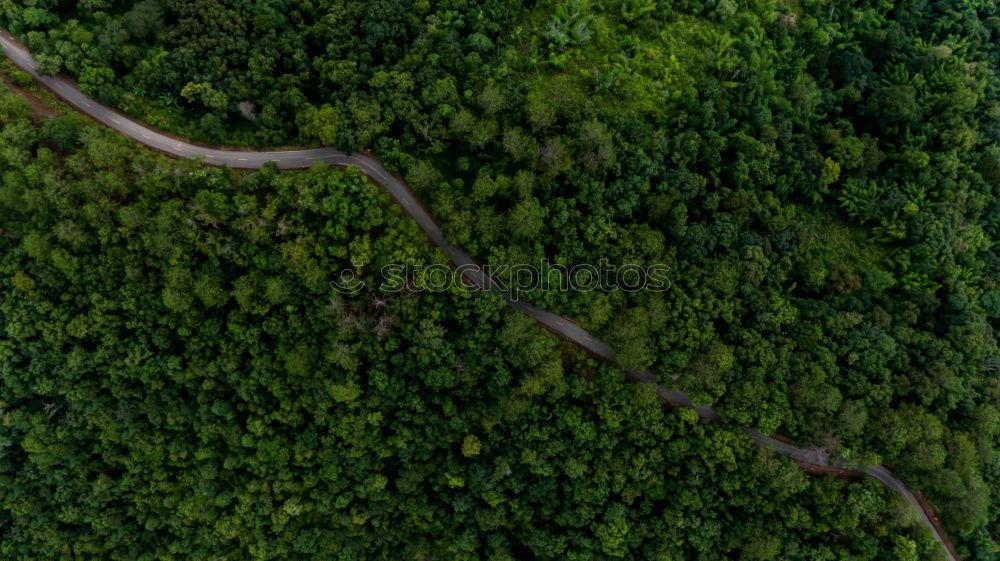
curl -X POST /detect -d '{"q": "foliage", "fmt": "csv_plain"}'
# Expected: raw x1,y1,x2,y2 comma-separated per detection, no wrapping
0,104,949,560
0,0,998,555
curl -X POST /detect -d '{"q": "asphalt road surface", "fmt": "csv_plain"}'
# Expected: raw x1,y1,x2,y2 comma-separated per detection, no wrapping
0,31,957,561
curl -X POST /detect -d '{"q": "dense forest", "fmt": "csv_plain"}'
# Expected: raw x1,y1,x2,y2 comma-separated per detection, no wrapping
0,92,950,560
0,0,998,558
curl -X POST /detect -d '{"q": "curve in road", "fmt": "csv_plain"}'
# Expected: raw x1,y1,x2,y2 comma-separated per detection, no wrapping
0,32,958,561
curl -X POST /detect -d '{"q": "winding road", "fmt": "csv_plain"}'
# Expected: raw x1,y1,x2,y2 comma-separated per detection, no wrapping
0,32,959,561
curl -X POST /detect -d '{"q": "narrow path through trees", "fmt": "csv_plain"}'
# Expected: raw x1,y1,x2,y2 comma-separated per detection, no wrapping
0,32,959,561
